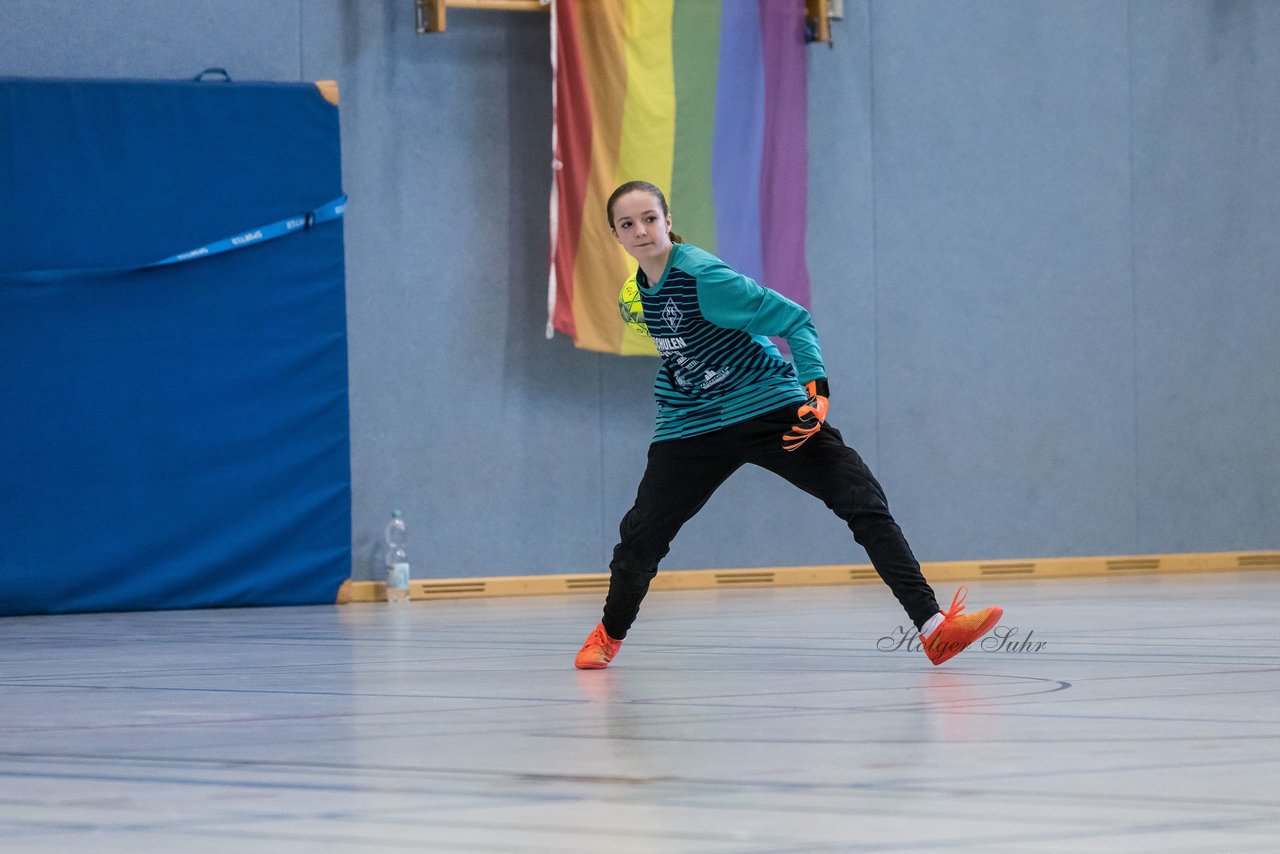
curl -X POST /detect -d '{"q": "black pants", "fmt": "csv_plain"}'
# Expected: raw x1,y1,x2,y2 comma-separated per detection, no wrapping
601,405,940,639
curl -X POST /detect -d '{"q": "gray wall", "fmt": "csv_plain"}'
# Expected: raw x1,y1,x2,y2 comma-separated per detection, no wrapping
4,0,1277,580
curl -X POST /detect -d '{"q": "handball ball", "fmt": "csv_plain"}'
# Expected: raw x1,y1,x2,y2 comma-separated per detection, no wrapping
618,275,649,337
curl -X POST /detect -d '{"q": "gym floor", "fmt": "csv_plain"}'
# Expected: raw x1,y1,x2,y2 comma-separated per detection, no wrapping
3,572,1278,852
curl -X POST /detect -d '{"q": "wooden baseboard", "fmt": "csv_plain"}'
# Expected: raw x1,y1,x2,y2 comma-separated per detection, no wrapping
335,549,1280,603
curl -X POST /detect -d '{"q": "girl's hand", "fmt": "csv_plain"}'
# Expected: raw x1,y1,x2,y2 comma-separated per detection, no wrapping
782,379,830,451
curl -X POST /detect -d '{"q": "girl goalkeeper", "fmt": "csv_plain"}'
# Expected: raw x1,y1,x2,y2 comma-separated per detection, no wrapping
575,181,1002,669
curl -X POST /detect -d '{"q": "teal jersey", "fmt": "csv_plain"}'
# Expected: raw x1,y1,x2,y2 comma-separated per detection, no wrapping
634,243,826,442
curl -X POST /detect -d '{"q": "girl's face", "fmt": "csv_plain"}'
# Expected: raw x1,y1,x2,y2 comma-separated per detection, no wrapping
610,190,672,264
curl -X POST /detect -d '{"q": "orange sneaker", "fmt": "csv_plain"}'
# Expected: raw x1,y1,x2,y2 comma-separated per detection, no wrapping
574,623,622,670
922,587,1003,666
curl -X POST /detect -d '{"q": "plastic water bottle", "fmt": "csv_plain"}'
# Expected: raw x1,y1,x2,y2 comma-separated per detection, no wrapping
384,510,410,603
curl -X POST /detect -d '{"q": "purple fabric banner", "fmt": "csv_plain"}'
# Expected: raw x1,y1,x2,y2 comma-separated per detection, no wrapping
711,2,766,286
758,0,811,311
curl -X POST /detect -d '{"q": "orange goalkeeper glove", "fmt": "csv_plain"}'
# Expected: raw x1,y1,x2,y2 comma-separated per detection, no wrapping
782,378,830,452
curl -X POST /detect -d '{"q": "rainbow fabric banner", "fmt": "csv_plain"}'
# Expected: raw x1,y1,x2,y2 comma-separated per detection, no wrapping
548,0,811,355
